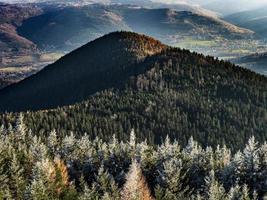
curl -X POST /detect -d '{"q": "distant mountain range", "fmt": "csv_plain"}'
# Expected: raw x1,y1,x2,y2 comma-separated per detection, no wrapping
225,7,267,39
12,3,253,52
0,32,265,148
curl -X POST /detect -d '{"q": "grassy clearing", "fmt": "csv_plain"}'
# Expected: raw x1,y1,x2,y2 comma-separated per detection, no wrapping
39,52,64,62
176,38,217,48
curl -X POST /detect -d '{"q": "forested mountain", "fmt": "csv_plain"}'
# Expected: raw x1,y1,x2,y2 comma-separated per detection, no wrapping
0,32,266,150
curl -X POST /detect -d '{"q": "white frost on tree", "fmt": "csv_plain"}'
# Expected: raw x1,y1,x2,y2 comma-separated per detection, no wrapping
121,159,154,200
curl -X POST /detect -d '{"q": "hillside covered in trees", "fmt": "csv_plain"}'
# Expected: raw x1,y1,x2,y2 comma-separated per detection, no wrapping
0,115,267,199
0,32,266,149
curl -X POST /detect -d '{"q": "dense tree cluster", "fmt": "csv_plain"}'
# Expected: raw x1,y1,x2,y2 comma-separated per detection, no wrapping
1,115,267,199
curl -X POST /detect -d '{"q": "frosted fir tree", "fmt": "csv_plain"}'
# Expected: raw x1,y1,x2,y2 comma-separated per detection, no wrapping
121,159,154,200
241,185,251,200
30,178,50,200
0,151,11,199
74,133,93,159
96,165,120,199
109,134,119,154
222,150,244,187
30,157,76,198
29,135,48,162
137,140,157,171
15,113,27,142
243,137,260,191
9,153,27,199
61,132,76,158
129,129,136,153
184,136,202,159
227,185,242,200
159,157,189,199
79,183,100,200
214,145,231,169
30,158,54,198
158,135,181,160
205,170,226,200
47,129,59,155
243,136,260,172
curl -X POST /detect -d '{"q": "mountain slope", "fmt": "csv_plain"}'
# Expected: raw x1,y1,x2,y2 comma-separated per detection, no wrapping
17,5,131,51
0,32,166,111
0,3,41,55
0,32,266,149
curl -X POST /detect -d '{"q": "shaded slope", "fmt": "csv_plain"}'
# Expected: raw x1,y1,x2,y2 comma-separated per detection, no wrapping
18,5,131,51
0,3,41,55
0,32,166,111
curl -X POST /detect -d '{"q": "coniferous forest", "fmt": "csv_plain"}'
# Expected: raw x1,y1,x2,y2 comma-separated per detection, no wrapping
1,114,267,200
